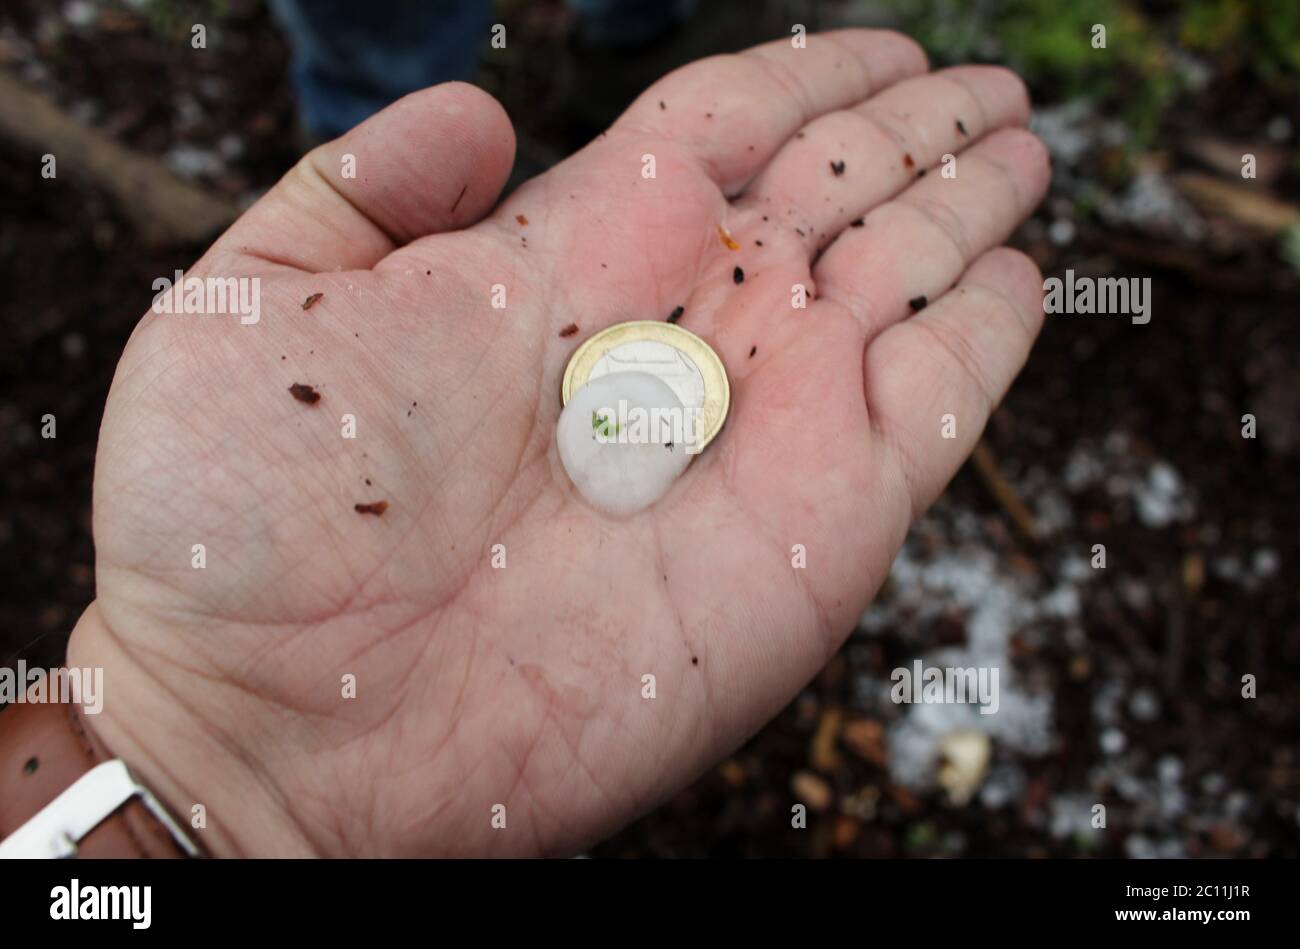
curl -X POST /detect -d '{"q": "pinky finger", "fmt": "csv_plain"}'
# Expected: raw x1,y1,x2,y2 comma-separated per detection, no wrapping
864,246,1045,518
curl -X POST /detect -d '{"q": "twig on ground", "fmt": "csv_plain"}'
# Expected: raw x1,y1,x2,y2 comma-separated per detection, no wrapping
970,440,1040,545
0,73,238,246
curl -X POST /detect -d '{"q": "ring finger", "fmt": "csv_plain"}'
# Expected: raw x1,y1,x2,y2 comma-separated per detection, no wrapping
813,125,1050,340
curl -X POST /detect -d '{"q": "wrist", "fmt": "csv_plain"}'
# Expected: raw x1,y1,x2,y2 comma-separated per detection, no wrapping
65,601,318,858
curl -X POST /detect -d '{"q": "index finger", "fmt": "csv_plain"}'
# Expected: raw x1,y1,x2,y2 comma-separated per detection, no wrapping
615,29,928,194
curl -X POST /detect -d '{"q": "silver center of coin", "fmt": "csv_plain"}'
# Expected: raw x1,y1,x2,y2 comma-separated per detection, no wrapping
587,340,706,413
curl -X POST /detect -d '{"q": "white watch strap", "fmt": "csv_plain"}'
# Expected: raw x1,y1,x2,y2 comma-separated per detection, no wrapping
0,759,200,859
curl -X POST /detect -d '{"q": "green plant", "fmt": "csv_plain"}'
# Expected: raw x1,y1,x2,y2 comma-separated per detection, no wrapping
863,0,1300,147
1180,0,1300,76
1281,223,1300,277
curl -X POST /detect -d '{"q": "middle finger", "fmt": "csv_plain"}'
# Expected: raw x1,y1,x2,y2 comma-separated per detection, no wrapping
733,66,1031,256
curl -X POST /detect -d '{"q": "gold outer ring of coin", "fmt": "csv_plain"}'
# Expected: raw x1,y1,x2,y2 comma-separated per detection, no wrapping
561,320,731,451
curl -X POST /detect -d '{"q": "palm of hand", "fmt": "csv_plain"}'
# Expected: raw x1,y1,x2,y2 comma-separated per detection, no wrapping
70,30,1049,856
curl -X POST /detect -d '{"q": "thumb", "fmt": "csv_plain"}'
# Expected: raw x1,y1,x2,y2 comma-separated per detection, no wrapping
205,82,516,273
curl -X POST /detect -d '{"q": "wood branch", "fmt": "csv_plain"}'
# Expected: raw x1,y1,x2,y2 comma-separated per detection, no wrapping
1088,229,1300,295
970,440,1040,544
0,72,238,246
1183,137,1288,186
1173,171,1300,235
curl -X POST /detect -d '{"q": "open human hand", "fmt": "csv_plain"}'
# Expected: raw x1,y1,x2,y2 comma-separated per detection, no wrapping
68,29,1050,856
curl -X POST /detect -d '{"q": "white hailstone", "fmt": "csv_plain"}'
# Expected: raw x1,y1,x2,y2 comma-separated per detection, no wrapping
935,730,991,806
1100,727,1127,755
556,371,692,516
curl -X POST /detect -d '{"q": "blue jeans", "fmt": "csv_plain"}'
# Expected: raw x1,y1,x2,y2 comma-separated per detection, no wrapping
270,0,698,138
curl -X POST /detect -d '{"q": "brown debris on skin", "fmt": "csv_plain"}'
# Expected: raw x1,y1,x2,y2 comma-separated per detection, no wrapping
559,323,579,338
659,100,666,110
903,153,915,169
301,292,323,310
956,118,969,136
288,383,320,405
354,501,389,516
515,214,528,226
909,295,928,312
668,306,684,324
830,160,846,176
749,345,757,358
